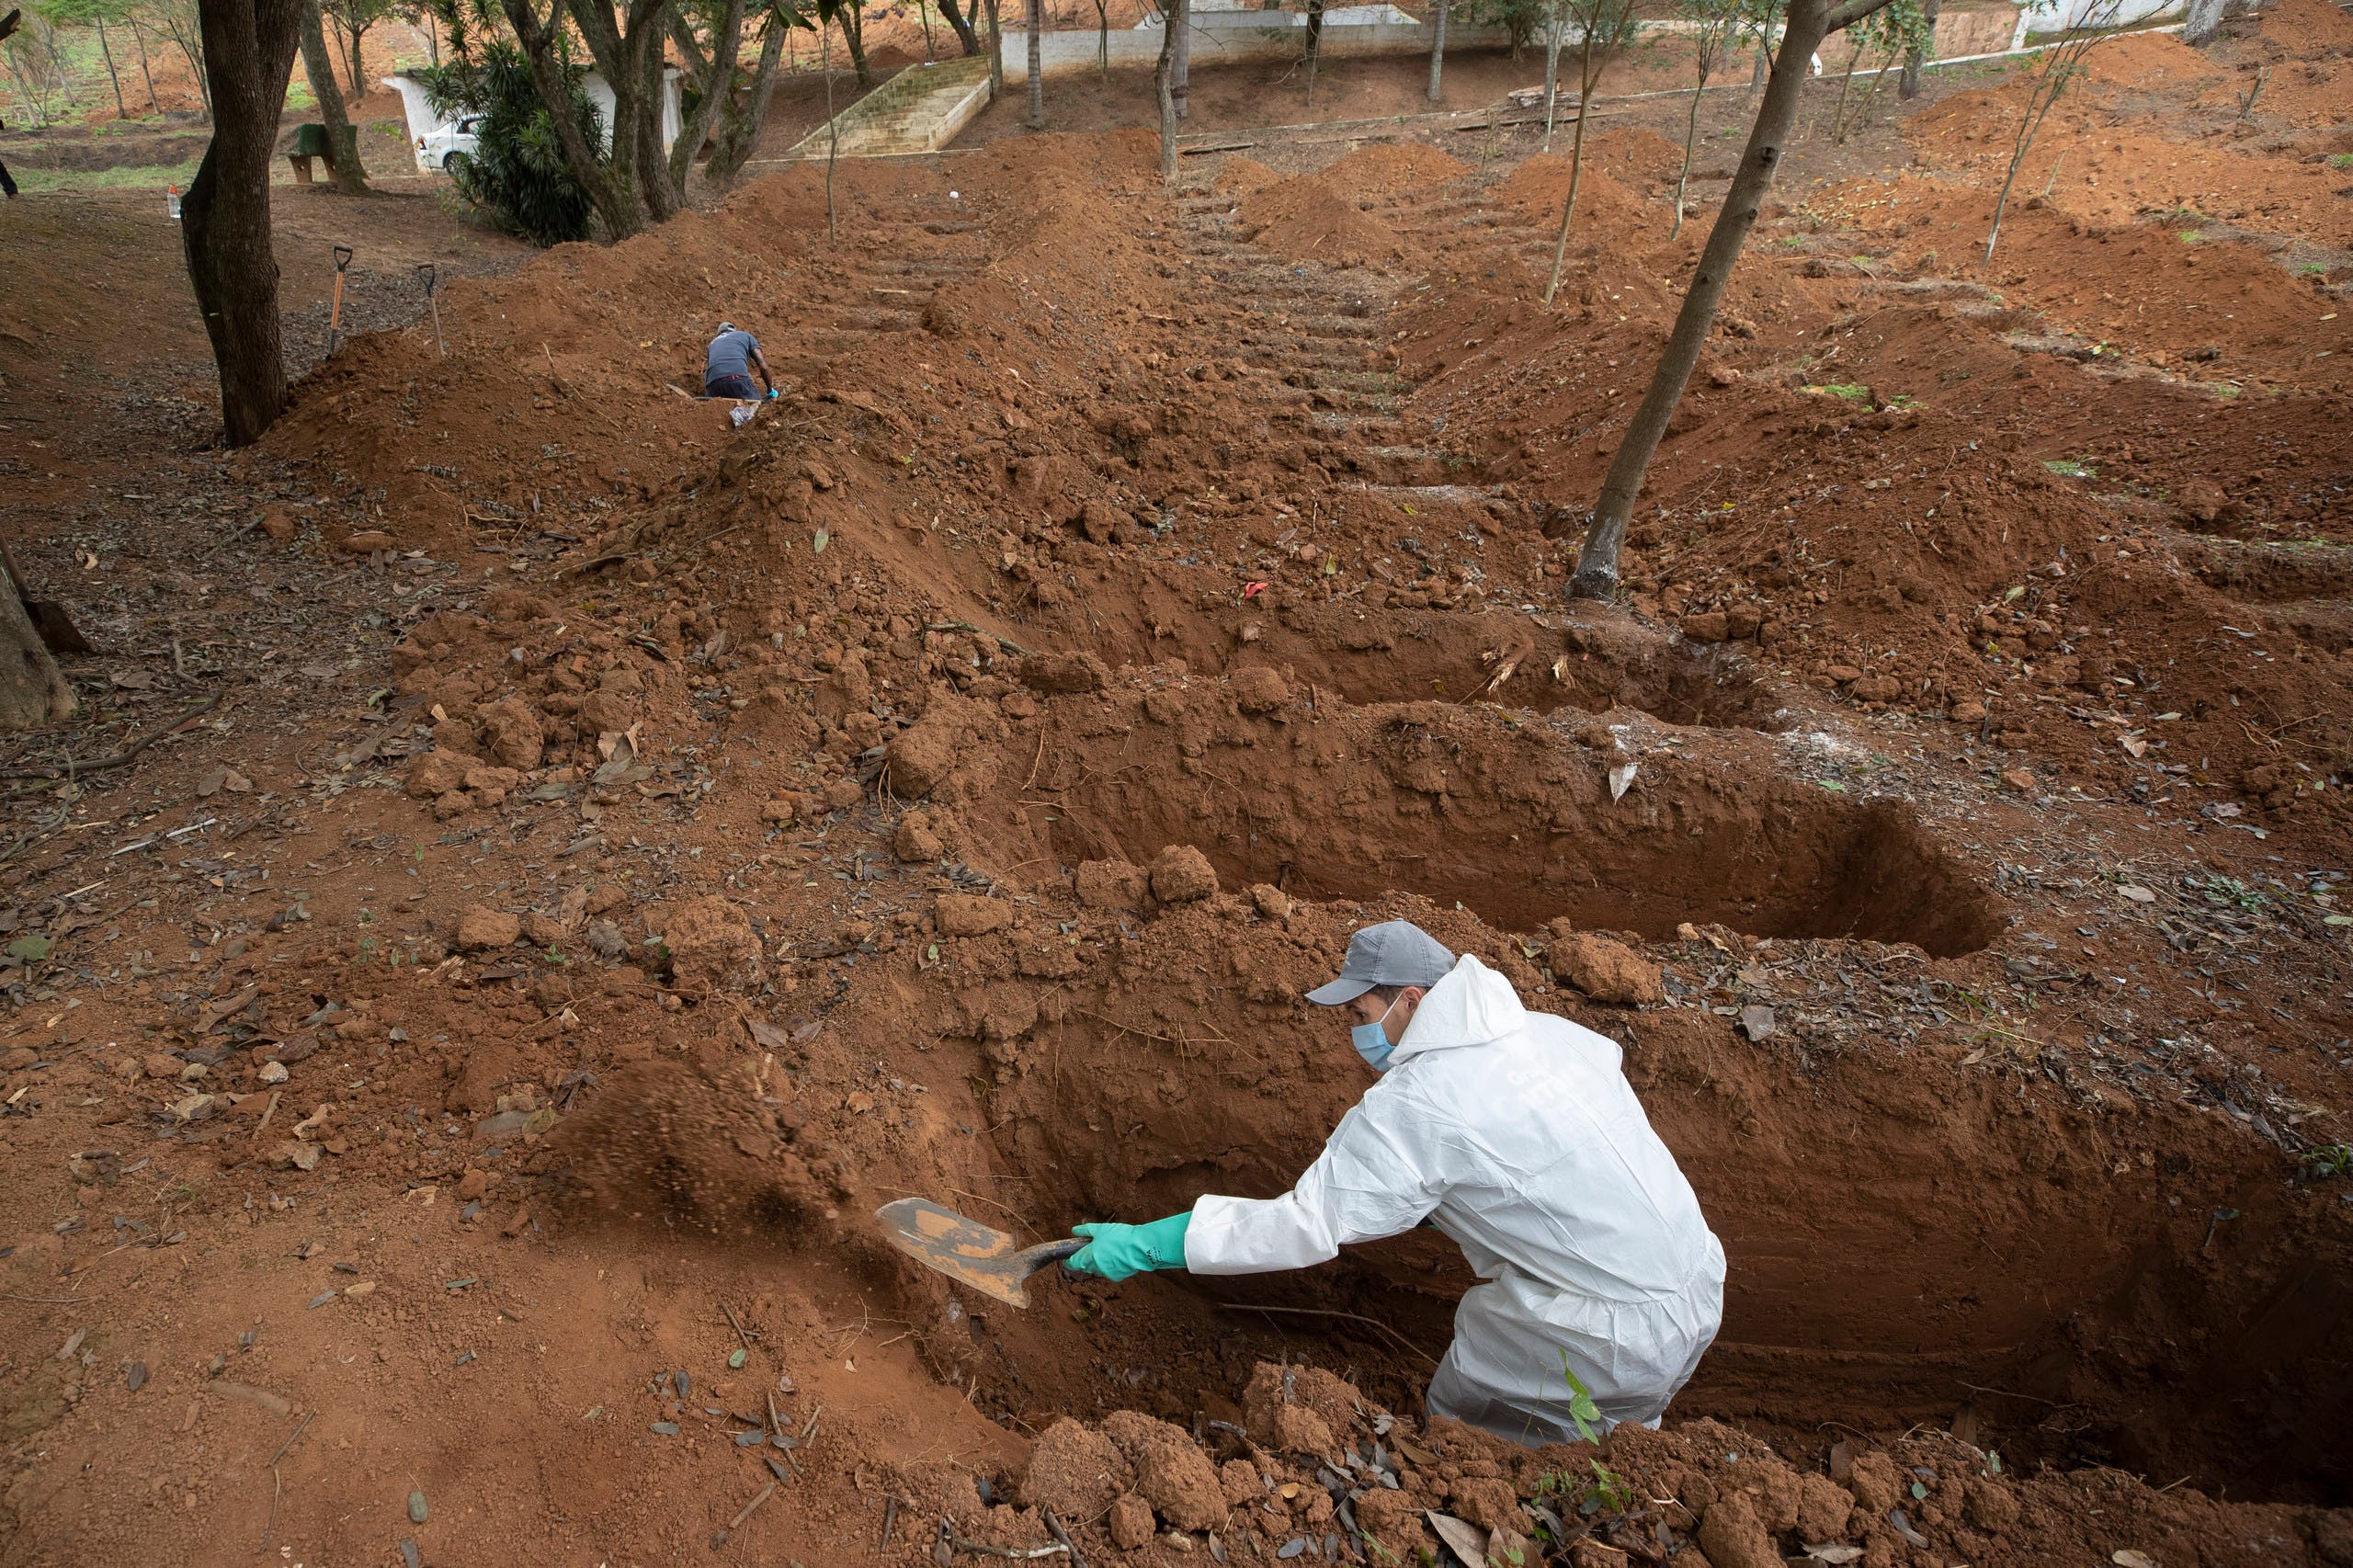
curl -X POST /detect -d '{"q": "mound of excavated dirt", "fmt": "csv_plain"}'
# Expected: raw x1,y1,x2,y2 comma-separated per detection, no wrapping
1584,123,1692,193
1211,154,1281,194
1319,138,1472,193
1493,152,1661,246
2084,28,2226,89
1241,171,1409,267
2260,0,2353,51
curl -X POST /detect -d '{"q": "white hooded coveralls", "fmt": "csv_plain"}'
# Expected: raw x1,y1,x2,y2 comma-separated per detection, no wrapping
1183,954,1724,1445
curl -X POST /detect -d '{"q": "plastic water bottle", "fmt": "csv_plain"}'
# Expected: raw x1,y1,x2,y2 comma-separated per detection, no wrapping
166,184,182,221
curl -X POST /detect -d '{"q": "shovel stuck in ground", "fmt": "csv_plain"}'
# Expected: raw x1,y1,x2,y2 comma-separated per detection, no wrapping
874,1198,1082,1309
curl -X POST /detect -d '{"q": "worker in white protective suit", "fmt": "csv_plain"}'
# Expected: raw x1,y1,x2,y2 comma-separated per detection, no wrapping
1064,920,1725,1445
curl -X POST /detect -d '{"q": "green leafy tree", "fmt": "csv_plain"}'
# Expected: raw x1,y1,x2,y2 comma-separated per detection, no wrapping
320,0,391,95
416,28,602,244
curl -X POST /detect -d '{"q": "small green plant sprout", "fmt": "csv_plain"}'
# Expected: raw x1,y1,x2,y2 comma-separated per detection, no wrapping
1804,382,1872,403
2302,1142,2353,1180
2329,152,2353,170
2042,458,2094,478
1555,1351,1605,1443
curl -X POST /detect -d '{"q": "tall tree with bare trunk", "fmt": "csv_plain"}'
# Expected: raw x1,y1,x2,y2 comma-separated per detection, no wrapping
1568,0,1903,600
299,0,369,191
183,0,304,447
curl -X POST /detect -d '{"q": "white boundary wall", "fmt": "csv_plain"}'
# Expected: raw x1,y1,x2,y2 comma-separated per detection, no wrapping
997,16,1519,81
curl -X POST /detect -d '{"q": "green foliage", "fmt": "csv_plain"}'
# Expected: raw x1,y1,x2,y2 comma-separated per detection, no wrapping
2041,457,2093,477
414,40,602,245
2298,1142,2352,1179
2329,152,2353,170
1459,0,1548,55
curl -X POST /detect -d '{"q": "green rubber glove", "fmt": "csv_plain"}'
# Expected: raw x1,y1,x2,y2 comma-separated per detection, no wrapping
1066,1212,1192,1281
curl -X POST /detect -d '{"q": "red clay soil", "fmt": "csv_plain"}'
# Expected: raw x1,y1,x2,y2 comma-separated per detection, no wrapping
4,0,2353,1562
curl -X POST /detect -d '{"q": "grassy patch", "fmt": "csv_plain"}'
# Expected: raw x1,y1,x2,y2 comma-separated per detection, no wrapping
2330,153,2353,170
1804,382,1872,402
2042,458,2095,478
9,158,201,193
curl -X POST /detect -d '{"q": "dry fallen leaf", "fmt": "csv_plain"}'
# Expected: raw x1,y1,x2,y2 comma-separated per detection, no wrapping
2113,1551,2159,1568
2119,885,2157,903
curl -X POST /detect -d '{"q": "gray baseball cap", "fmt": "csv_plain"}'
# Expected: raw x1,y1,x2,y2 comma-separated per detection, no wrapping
1305,920,1457,1006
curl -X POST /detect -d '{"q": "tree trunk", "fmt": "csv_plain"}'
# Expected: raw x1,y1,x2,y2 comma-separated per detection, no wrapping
1570,0,1836,600
1026,0,1042,126
341,17,367,97
183,0,304,448
2183,0,2223,46
1542,18,1600,304
709,11,789,185
96,19,128,117
1672,40,1705,237
1304,0,1323,105
918,0,935,58
1748,38,1768,98
840,0,874,91
824,17,837,240
669,0,745,190
299,0,368,193
1899,0,1936,97
938,0,980,55
1540,0,1565,150
1,558,76,732
165,10,213,118
1427,0,1447,100
129,14,162,111
501,0,643,239
1094,0,1107,74
1155,0,1180,182
1172,0,1188,118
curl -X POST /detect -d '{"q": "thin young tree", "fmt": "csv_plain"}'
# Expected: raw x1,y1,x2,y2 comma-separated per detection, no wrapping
824,6,835,237
1024,0,1040,126
1896,0,1932,96
1826,0,1917,142
1537,0,1568,148
299,0,369,190
1540,0,1639,305
48,0,133,116
1302,0,1323,105
835,0,872,88
125,5,160,109
1154,0,1183,180
1568,0,1907,600
1984,0,2120,264
1669,0,1767,238
1839,0,1925,136
1090,0,1105,74
982,0,999,96
183,0,305,446
1171,0,1186,116
1427,0,1449,101
153,0,213,117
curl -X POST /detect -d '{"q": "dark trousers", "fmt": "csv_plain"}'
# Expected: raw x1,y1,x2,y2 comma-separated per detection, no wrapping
705,372,758,399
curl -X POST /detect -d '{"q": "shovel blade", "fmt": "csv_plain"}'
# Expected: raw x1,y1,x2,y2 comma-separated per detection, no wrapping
874,1198,1077,1309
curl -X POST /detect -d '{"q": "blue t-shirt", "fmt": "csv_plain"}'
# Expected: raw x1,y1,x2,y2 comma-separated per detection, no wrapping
706,328,760,381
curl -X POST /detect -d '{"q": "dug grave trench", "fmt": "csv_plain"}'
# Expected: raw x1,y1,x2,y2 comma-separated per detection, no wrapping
972,675,2006,956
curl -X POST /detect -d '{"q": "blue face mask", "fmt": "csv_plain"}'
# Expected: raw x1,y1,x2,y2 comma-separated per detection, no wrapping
1351,994,1402,1072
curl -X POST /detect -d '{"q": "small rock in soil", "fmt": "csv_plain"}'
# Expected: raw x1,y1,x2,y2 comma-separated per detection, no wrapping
407,1490,428,1524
